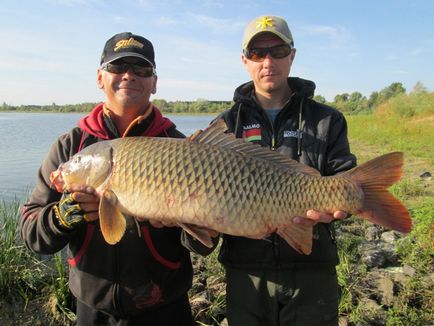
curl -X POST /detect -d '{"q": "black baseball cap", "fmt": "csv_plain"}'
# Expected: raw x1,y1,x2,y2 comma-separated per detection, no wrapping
100,32,156,68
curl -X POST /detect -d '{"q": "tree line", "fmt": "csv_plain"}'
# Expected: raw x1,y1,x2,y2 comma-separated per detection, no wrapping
1,81,430,115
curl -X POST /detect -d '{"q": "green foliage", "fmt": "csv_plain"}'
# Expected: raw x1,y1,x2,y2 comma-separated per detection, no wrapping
381,91,434,118
47,252,76,323
386,274,434,325
347,114,434,162
153,99,233,114
0,201,47,301
0,100,233,114
0,200,76,323
313,95,326,104
0,102,99,112
334,91,369,114
395,201,434,274
324,82,410,115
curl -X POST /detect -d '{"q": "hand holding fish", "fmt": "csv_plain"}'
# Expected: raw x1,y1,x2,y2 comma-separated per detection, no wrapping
53,185,100,230
67,185,100,222
293,210,348,226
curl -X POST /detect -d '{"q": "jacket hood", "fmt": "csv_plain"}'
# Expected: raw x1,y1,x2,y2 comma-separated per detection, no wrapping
78,102,174,139
233,77,316,104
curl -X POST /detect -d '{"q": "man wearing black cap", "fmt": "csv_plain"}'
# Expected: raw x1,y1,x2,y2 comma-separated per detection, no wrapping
215,16,357,325
20,32,210,325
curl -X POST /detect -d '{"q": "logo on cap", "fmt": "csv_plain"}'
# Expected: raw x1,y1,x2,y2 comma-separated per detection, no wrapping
256,16,273,29
114,37,144,52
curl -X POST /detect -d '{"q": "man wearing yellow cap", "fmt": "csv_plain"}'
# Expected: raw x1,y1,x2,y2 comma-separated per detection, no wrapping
216,15,357,325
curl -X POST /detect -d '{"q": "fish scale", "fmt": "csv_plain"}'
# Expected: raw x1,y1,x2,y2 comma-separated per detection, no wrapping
51,119,412,254
112,137,353,234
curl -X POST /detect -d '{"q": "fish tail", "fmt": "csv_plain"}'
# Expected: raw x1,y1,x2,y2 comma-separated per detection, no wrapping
346,152,412,233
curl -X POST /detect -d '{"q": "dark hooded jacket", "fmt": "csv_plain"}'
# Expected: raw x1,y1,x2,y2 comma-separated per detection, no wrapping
19,103,206,318
217,77,357,269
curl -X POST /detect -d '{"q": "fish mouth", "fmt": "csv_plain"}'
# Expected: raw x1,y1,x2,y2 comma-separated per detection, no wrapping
50,168,65,193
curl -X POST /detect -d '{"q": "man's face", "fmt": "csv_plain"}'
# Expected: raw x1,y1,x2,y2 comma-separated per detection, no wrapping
97,57,157,110
242,33,296,95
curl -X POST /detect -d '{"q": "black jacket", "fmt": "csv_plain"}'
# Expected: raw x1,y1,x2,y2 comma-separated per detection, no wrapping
19,103,209,318
217,77,357,269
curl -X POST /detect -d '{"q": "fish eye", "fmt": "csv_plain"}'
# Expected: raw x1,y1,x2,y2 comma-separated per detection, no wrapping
73,156,81,163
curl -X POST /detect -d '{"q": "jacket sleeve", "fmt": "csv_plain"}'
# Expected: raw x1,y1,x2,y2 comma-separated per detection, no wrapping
19,132,78,254
324,111,357,176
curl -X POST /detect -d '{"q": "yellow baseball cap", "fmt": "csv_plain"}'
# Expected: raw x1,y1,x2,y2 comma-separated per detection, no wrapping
242,15,294,50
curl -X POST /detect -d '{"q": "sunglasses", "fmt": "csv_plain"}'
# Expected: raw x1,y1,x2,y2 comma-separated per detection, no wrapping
243,44,292,62
101,62,156,78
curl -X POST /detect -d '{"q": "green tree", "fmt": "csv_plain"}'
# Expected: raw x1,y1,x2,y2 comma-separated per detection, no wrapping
379,82,406,101
313,95,326,104
411,81,428,94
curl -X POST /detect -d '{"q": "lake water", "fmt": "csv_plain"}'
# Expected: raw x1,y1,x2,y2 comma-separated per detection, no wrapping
0,112,216,202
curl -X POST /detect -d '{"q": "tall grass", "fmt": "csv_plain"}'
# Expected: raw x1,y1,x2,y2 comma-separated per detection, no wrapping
346,90,434,163
0,201,74,324
0,201,47,302
347,114,434,162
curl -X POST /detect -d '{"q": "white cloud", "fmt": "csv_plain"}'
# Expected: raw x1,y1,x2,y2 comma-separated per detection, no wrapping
113,15,127,23
298,24,352,43
409,48,423,56
188,14,244,34
45,0,99,6
391,69,408,75
157,16,178,26
200,0,224,8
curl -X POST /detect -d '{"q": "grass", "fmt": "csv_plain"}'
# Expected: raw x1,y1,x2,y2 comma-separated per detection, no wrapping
336,102,434,325
0,201,74,324
0,201,46,302
346,114,434,164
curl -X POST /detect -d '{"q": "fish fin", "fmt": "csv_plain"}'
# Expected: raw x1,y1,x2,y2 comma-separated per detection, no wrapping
186,129,204,141
277,224,313,255
178,223,214,248
99,189,126,245
190,119,320,176
344,152,412,233
50,169,65,192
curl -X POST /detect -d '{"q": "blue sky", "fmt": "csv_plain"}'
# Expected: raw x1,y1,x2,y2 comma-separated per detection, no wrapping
1,0,433,105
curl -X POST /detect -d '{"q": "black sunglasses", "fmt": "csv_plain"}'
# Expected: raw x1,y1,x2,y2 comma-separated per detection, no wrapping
101,62,156,78
244,44,292,62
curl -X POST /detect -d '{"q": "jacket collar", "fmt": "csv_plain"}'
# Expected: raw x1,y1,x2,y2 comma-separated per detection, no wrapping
232,77,316,105
78,102,174,139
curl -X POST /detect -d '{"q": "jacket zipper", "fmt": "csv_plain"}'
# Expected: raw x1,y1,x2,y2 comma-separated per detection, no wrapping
260,109,277,151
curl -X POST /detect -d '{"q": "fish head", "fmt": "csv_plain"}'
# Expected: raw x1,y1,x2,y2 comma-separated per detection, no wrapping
50,142,113,192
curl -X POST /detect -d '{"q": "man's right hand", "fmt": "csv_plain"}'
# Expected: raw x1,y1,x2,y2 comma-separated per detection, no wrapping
53,185,99,229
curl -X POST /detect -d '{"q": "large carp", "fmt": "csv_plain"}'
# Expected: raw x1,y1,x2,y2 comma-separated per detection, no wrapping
50,119,412,254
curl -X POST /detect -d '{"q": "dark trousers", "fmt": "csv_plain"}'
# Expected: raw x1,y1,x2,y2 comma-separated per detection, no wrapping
76,294,193,326
225,265,339,326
